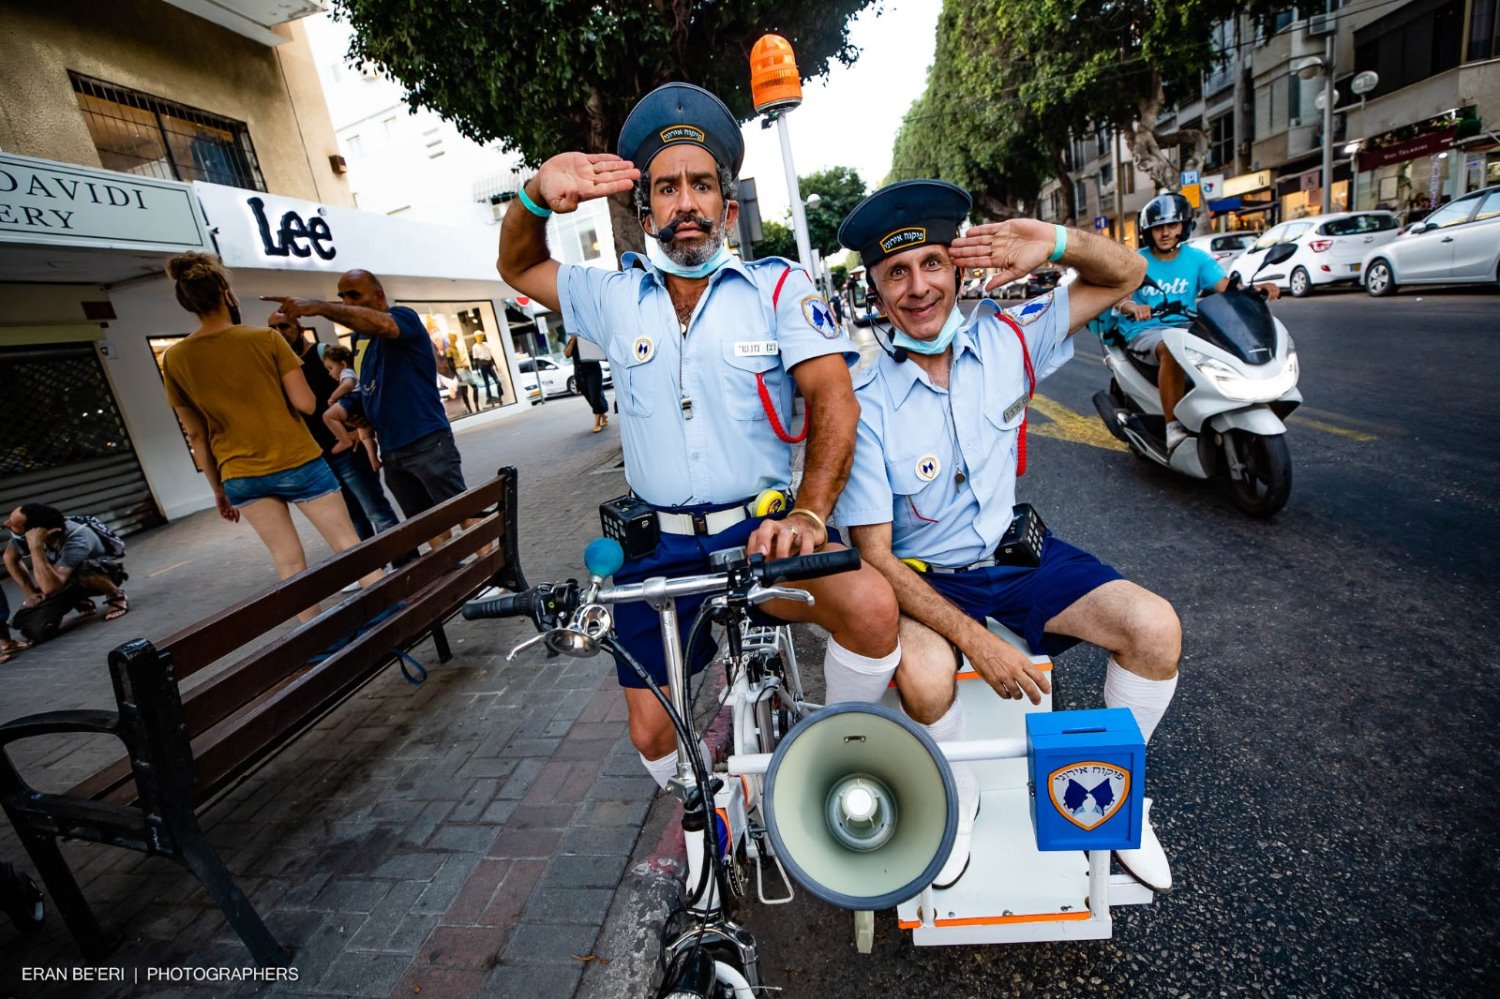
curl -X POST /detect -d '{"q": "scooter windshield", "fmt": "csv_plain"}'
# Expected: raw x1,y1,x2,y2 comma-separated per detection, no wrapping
1192,290,1277,365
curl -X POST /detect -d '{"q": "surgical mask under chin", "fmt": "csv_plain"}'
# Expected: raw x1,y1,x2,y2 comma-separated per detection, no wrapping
892,305,965,356
645,237,733,279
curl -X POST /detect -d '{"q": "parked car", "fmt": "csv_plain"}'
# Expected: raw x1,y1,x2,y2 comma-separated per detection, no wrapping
516,353,614,403
1185,231,1261,268
1361,185,1500,297
1228,211,1401,297
961,276,987,299
1024,268,1062,298
992,277,1029,300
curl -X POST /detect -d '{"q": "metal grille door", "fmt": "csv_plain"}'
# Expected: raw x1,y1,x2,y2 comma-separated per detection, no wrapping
0,343,163,535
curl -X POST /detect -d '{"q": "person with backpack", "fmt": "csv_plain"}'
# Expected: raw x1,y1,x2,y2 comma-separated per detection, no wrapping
3,503,129,643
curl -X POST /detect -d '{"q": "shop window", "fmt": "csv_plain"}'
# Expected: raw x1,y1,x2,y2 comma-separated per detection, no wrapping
1470,0,1498,61
70,73,266,190
397,300,517,414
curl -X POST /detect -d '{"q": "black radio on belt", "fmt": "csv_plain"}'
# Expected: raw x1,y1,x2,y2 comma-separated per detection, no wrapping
600,494,659,560
996,503,1047,567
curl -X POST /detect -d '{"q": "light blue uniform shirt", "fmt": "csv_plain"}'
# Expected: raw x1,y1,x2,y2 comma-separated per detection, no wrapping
559,253,857,507
834,288,1074,567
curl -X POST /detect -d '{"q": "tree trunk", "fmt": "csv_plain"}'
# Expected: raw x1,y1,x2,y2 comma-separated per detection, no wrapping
609,190,644,262
1047,142,1076,224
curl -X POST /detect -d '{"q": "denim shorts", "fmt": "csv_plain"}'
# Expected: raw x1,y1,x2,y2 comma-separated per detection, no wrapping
222,457,341,508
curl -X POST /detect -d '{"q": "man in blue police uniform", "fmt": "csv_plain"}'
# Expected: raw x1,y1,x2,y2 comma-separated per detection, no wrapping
498,83,901,791
834,180,1180,893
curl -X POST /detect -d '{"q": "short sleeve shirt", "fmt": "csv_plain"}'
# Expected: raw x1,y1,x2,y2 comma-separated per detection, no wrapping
558,254,858,507
8,519,106,572
1117,245,1225,342
357,306,450,451
162,326,323,481
834,288,1074,567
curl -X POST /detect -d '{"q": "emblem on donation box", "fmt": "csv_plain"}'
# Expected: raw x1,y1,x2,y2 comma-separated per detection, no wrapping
632,336,655,363
1048,761,1130,830
915,455,941,481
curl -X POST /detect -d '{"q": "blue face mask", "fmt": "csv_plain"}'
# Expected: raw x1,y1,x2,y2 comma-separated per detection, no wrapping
892,305,965,356
645,238,733,279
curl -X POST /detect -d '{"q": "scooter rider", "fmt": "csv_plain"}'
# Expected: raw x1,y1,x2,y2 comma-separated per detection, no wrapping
497,83,901,791
1116,192,1280,454
832,180,1180,892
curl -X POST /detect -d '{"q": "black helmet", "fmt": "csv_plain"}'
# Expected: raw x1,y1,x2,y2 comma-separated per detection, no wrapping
1138,193,1195,246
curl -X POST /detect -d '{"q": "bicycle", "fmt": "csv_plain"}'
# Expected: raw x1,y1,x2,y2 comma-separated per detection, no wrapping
464,537,862,997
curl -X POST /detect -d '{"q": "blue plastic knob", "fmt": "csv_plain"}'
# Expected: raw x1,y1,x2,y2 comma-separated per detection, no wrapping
584,537,625,579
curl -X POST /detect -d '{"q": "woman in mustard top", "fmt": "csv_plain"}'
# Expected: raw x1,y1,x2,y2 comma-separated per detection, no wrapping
161,254,372,617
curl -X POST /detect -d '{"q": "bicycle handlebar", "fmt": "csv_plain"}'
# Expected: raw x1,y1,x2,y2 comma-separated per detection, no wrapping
460,547,863,622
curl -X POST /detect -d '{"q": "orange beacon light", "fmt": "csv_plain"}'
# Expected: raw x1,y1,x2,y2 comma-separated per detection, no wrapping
750,34,803,114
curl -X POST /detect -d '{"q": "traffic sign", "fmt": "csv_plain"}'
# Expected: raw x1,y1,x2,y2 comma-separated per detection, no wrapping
1180,169,1200,187
1201,174,1224,199
1094,215,1108,231
1181,183,1202,208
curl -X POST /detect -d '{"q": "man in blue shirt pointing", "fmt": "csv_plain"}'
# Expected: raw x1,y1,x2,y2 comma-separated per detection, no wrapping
834,180,1180,893
498,83,901,791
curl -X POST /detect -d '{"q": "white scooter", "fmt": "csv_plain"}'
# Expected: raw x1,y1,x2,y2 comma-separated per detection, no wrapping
1090,242,1302,517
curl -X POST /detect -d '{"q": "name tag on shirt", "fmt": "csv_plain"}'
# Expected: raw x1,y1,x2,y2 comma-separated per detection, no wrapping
734,340,780,357
1003,394,1028,423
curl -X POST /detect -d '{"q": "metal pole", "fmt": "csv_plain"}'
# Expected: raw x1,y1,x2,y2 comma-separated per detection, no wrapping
1320,8,1335,215
776,114,814,269
1112,128,1126,242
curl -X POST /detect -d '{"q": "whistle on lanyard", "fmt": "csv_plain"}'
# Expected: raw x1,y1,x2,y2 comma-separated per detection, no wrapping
680,394,694,420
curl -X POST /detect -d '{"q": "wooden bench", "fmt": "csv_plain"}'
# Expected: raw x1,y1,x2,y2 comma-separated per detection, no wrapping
0,466,526,966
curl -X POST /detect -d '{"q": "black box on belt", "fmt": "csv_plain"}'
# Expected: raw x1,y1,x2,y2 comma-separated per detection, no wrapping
600,494,660,560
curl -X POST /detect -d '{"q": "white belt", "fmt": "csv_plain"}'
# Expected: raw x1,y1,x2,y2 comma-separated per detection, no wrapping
656,502,754,537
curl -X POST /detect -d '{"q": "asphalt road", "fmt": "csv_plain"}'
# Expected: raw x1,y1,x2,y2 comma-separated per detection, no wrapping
723,288,1500,997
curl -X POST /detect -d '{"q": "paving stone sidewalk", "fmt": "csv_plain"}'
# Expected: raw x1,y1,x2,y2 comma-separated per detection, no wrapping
0,396,667,998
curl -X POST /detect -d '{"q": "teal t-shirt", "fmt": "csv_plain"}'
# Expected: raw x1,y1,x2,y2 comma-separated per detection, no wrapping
1118,244,1226,342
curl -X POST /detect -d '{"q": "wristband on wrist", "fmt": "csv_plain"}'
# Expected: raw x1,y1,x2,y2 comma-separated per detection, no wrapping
517,184,552,218
1047,224,1068,262
788,507,828,546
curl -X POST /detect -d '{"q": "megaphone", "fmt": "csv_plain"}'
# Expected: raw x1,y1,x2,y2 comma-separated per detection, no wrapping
763,703,957,910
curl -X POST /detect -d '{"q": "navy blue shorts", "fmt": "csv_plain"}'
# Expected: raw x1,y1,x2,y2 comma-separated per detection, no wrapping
921,532,1123,657
609,504,841,690
222,456,341,508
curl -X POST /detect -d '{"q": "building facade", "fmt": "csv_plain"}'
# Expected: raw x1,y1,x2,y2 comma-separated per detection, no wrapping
0,0,531,531
1038,1,1498,239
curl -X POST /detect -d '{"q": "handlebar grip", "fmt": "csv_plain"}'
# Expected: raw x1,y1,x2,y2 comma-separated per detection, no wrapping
763,547,862,584
461,590,535,620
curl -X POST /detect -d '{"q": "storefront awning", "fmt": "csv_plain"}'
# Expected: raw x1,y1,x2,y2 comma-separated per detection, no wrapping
1208,197,1242,212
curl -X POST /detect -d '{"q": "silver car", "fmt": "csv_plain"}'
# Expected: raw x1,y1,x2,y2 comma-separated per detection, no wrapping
1361,185,1500,296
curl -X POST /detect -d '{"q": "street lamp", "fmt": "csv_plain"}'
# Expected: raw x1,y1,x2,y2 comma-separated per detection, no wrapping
1295,52,1337,215
750,34,814,270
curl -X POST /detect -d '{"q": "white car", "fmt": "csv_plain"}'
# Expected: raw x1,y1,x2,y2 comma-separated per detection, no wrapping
1185,231,1261,268
1361,185,1500,297
516,354,614,403
1229,211,1401,297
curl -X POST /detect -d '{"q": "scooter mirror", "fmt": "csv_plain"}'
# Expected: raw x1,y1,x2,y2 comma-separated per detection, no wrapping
1257,243,1298,270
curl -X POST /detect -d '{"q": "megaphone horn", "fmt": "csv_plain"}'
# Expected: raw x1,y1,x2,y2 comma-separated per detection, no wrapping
763,703,957,910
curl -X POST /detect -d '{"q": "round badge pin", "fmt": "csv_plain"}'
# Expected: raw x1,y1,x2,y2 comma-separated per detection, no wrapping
632,336,655,362
914,454,941,481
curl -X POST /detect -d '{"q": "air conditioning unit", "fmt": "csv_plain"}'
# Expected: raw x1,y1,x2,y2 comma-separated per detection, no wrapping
1288,116,1304,128
1306,12,1336,36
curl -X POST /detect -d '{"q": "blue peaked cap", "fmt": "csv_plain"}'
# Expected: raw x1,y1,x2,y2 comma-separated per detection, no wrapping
617,82,745,175
838,179,971,265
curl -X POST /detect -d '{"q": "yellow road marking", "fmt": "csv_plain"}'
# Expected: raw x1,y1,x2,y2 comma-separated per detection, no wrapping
1288,415,1377,442
147,560,191,578
1295,404,1398,436
1027,394,1127,452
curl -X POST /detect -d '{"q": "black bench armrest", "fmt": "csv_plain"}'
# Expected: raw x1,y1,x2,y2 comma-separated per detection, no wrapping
0,710,119,748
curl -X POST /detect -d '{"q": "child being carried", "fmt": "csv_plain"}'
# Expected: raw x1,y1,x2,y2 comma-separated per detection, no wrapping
320,345,380,471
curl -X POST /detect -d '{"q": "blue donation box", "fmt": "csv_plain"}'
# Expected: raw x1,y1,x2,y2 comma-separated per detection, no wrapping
1026,708,1145,851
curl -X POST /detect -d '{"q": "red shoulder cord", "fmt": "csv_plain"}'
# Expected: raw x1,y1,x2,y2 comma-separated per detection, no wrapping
993,311,1036,476
756,266,810,443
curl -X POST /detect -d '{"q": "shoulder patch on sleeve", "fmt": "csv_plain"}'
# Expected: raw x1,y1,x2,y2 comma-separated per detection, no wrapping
1004,291,1054,326
800,295,838,339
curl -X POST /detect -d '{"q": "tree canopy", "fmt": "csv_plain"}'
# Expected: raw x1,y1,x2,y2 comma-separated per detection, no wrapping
799,165,868,257
893,0,1282,223
753,219,799,260
334,0,876,255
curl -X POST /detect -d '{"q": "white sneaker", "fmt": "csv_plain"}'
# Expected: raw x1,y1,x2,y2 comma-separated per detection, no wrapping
1165,420,1190,456
933,764,979,890
1114,797,1172,892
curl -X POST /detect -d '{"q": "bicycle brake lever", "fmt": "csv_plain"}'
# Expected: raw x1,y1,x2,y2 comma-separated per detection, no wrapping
506,632,550,661
748,585,815,607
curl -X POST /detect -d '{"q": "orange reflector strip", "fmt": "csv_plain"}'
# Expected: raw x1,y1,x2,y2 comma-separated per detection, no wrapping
898,909,1091,930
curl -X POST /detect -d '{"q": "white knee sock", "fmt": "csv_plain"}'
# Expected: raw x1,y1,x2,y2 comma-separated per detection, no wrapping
822,638,901,706
639,738,712,791
921,698,965,744
1103,657,1178,743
